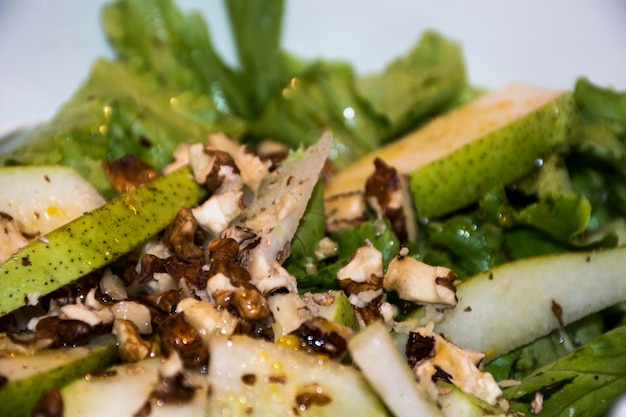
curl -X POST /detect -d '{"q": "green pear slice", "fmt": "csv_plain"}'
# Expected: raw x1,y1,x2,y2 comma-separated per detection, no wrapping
434,245,626,359
324,83,576,219
348,321,443,417
61,358,208,417
0,166,206,316
0,166,105,236
0,335,117,417
206,333,390,416
313,290,359,330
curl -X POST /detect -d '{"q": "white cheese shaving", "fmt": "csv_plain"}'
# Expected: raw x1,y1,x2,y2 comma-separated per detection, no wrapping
99,268,128,301
412,324,502,406
192,189,244,236
112,301,153,334
384,255,457,308
337,244,383,284
176,298,238,342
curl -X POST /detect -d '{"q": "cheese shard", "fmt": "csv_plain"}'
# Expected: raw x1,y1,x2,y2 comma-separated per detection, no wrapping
324,83,576,219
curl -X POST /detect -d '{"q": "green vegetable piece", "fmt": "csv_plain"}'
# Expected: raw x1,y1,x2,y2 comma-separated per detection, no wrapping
325,83,576,219
503,326,626,417
314,290,359,331
357,30,467,138
0,335,117,417
434,245,626,359
0,166,206,316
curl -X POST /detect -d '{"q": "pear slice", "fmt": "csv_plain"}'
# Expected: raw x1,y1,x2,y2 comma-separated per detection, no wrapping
206,333,390,416
348,321,443,417
0,166,206,316
61,358,208,417
433,245,626,359
0,335,117,417
313,290,359,331
324,83,576,219
0,166,105,236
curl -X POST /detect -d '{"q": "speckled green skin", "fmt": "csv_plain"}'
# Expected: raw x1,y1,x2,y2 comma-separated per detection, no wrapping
410,93,576,219
0,166,206,316
0,336,117,417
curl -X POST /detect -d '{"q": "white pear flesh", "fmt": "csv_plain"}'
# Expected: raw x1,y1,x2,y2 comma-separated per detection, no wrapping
434,246,626,359
324,82,574,219
348,321,443,417
206,333,389,416
0,165,105,235
62,358,208,417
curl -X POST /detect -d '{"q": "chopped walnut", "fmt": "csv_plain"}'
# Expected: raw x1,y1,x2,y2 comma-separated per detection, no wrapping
112,319,159,363
158,313,209,371
30,388,64,417
188,143,242,193
111,301,153,334
103,154,160,194
207,133,270,194
35,316,94,348
365,158,418,243
289,317,353,360
163,208,205,262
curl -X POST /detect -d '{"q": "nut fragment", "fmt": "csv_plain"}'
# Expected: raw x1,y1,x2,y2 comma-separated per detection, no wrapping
158,313,209,371
290,317,352,360
365,158,418,243
35,316,94,348
112,319,158,363
163,208,205,261
103,154,160,194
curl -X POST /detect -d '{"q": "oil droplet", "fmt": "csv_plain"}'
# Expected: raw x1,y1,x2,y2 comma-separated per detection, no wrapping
103,105,112,119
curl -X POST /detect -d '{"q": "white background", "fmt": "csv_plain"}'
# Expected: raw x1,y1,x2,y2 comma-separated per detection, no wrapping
1,0,626,133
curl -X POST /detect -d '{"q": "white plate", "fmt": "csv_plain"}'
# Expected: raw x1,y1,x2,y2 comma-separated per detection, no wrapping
1,0,626,134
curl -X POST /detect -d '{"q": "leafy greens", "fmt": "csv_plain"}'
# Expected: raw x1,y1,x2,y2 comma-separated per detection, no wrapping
2,0,626,415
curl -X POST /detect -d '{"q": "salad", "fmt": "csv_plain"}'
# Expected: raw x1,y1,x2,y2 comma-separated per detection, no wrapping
1,0,626,416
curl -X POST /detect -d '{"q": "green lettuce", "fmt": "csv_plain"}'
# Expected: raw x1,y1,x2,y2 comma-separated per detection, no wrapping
357,30,469,139
503,325,626,417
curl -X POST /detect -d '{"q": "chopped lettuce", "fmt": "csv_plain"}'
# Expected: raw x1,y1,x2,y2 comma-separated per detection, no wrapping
292,217,400,293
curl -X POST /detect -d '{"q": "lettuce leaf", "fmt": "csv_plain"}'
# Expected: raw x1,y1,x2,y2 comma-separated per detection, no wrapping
0,59,245,198
503,325,626,417
357,30,468,139
295,217,400,293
